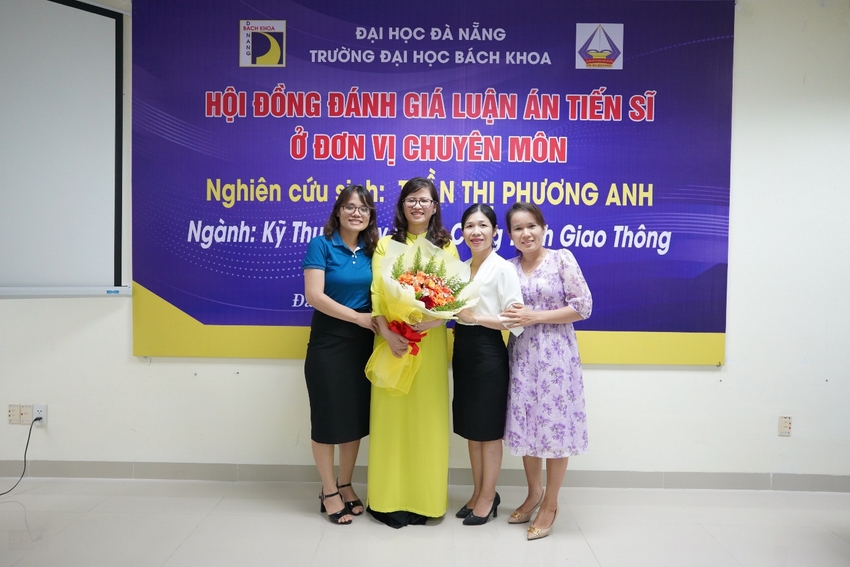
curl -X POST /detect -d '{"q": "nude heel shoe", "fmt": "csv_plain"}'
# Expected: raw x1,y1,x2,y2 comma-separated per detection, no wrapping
527,508,558,541
508,495,543,524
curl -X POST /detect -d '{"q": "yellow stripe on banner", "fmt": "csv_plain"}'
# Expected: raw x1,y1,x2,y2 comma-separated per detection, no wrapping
133,283,725,364
576,331,725,366
132,282,309,358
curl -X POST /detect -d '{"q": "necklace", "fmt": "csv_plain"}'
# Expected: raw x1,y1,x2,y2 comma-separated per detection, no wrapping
521,249,547,276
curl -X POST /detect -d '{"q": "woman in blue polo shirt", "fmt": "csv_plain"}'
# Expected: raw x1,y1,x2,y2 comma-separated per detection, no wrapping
303,184,379,525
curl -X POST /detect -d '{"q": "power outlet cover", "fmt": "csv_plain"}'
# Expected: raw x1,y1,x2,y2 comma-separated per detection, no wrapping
20,404,33,425
7,404,21,425
778,415,792,437
33,404,47,426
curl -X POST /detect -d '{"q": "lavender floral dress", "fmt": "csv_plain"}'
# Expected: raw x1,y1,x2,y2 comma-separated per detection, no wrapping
504,249,592,458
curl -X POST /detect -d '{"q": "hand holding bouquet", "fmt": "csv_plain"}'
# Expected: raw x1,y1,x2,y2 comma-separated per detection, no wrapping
365,238,480,396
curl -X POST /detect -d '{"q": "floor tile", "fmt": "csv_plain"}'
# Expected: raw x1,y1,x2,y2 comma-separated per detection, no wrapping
0,510,83,567
579,522,744,567
1,478,848,567
567,502,696,525
704,524,850,567
9,512,205,567
162,514,323,567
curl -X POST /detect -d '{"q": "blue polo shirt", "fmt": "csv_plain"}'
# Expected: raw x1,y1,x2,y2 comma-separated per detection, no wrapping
302,231,372,311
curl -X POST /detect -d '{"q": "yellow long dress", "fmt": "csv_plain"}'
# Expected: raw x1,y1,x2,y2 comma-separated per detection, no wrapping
367,233,457,519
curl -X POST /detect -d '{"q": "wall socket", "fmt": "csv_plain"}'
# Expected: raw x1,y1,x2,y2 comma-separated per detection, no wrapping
778,415,792,437
7,404,47,426
34,404,48,426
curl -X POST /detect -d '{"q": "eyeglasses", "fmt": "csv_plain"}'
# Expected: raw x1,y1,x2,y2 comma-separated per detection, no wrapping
342,204,370,215
403,198,435,208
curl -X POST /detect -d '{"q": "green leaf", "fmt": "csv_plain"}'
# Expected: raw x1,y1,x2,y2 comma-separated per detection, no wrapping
436,260,447,279
391,254,405,280
423,254,438,275
431,299,468,312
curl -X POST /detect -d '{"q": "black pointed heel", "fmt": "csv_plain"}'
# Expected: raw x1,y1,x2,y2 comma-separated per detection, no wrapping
319,491,352,525
336,479,364,516
455,504,473,518
462,492,500,526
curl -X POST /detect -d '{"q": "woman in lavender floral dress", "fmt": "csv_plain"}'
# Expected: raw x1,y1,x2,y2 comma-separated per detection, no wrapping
500,203,592,541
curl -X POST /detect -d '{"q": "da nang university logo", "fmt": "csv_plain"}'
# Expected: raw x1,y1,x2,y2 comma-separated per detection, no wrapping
240,20,286,67
576,23,623,70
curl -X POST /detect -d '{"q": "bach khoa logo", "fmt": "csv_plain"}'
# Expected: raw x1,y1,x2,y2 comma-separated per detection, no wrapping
240,20,286,67
576,23,623,70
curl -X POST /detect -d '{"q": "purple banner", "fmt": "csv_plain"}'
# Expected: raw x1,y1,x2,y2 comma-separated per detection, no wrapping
133,0,733,334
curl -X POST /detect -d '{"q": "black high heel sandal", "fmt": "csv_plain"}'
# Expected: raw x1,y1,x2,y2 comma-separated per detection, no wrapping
319,491,352,525
463,492,500,526
336,479,364,516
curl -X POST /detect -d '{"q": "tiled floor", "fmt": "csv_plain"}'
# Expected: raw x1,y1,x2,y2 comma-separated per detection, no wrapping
2,478,849,566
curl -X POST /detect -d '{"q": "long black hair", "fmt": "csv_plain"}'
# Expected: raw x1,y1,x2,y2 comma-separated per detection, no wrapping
322,184,379,256
391,177,451,248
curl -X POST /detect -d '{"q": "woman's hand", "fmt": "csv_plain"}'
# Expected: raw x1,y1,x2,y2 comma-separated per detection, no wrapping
456,308,477,325
375,316,408,358
380,328,409,358
354,312,376,332
500,303,536,328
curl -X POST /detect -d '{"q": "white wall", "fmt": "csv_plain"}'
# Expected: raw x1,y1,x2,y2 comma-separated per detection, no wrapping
1,0,849,476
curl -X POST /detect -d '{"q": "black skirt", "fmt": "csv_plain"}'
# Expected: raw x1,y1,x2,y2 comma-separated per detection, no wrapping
304,309,373,444
451,324,510,442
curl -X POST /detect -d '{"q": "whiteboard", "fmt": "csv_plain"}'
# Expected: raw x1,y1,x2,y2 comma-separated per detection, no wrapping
0,0,125,296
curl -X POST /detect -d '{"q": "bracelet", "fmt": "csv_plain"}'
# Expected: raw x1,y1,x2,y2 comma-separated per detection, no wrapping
474,314,480,325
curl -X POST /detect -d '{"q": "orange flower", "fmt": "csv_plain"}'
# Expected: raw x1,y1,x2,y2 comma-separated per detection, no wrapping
397,269,458,309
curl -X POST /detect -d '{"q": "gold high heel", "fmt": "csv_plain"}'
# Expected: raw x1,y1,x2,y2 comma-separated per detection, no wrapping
527,508,558,541
508,494,543,524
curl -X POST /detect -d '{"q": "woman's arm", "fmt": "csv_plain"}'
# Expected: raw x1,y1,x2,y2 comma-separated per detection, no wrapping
500,249,591,328
456,257,523,331
500,303,583,327
559,248,592,320
304,269,374,330
456,308,507,331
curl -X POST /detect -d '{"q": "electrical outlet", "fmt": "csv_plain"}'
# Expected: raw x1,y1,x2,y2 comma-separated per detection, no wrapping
20,404,33,425
779,415,792,437
33,404,47,426
8,404,21,425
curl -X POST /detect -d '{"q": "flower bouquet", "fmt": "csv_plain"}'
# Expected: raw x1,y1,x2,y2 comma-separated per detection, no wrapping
365,237,480,396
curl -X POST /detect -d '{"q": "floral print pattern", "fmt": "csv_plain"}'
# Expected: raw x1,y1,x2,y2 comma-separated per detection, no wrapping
504,249,592,458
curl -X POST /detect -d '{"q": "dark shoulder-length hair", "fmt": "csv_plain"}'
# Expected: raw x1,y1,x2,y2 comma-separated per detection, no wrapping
505,202,547,255
391,177,451,248
322,184,379,256
505,202,546,231
461,203,498,229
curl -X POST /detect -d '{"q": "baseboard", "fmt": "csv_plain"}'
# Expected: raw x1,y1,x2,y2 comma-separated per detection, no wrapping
1,460,848,492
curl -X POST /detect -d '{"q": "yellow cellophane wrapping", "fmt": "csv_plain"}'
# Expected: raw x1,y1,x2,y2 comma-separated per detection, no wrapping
365,238,479,396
